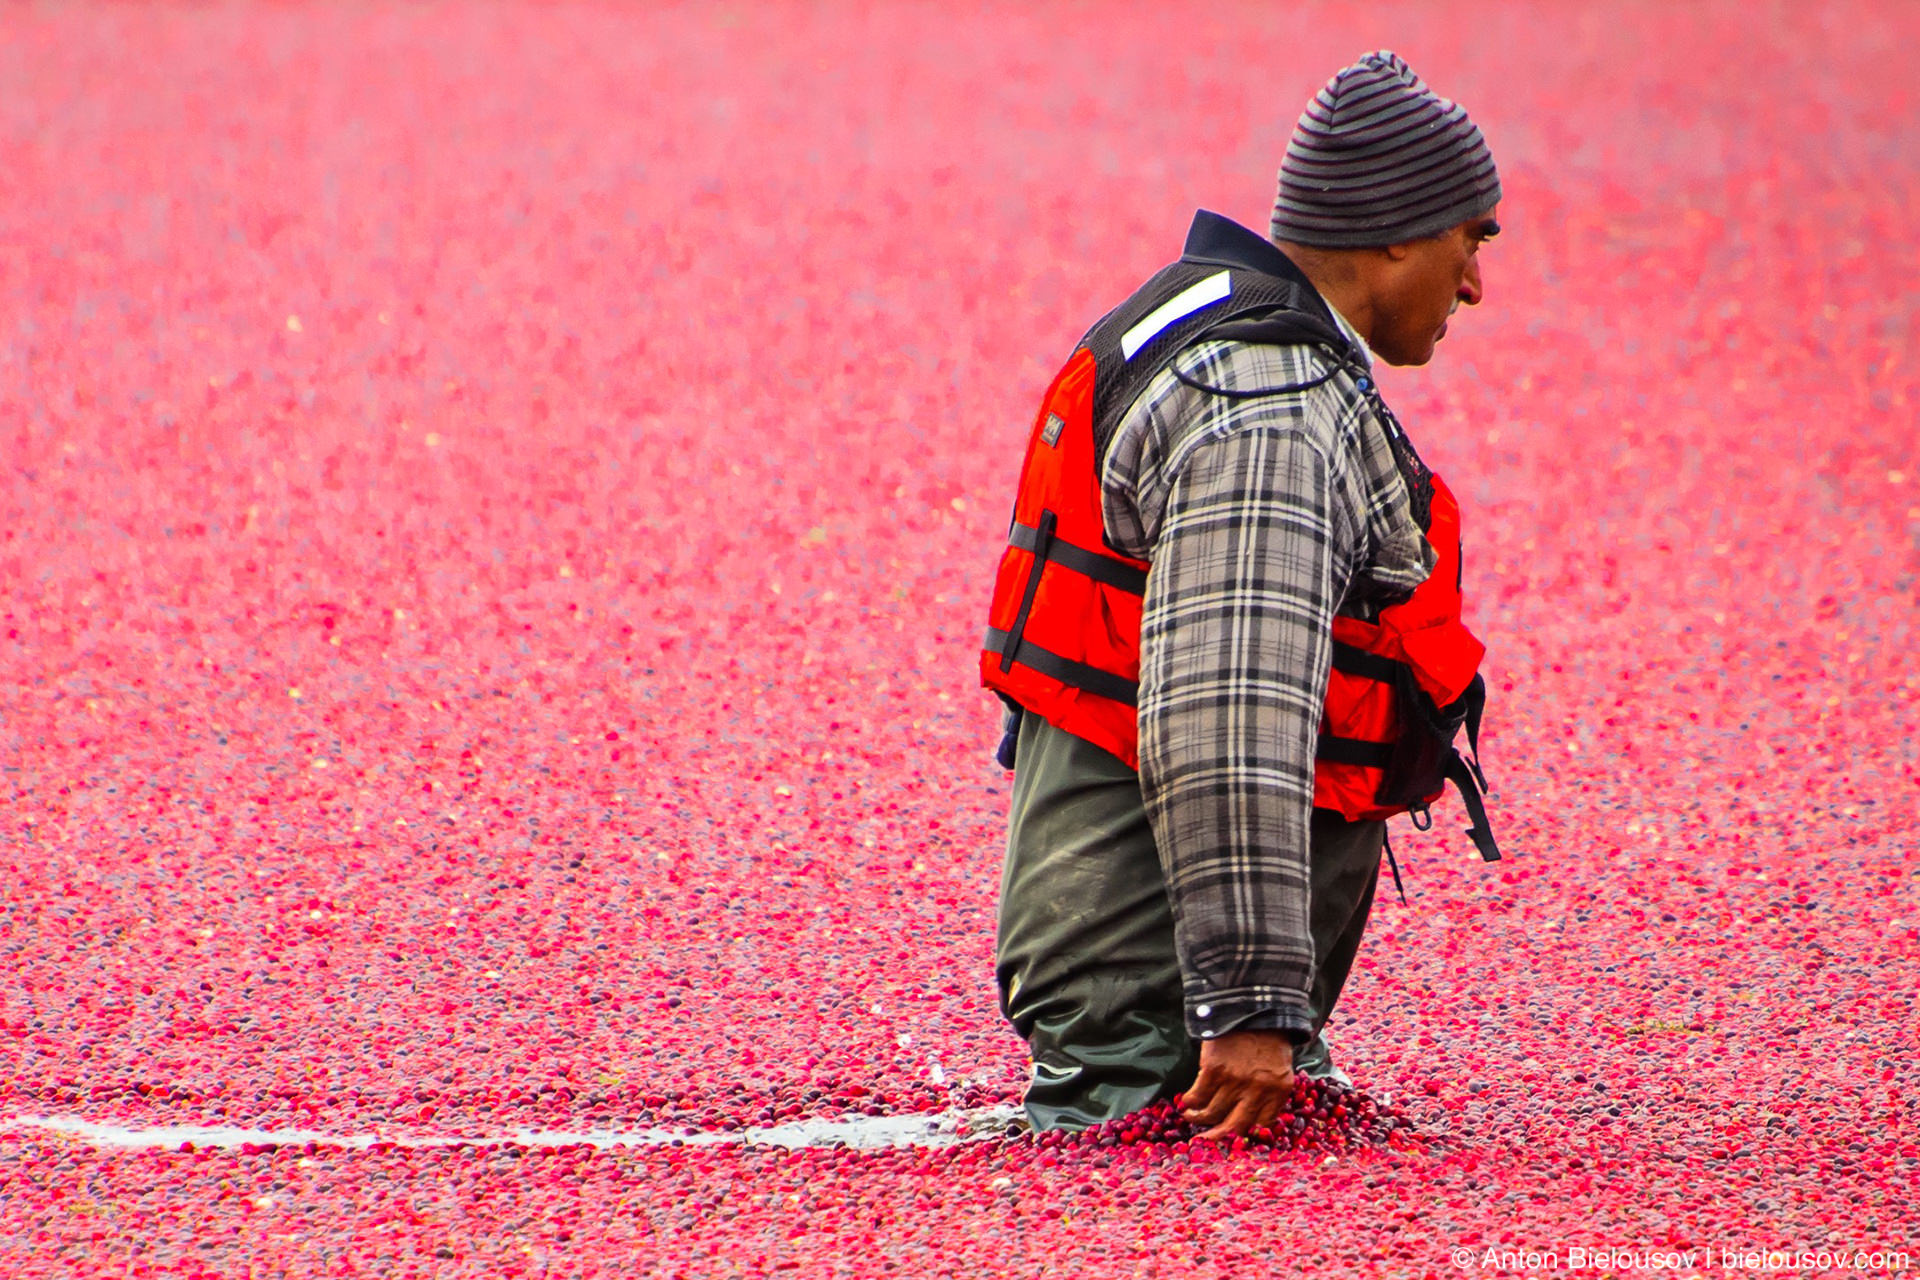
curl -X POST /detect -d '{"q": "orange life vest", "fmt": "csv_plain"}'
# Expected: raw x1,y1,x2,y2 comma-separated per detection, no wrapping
980,211,1500,860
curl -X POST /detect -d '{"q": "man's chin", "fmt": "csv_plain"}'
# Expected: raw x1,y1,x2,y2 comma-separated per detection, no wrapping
1378,343,1437,368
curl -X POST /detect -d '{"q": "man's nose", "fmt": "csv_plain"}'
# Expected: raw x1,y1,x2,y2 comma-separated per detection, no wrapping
1458,255,1483,307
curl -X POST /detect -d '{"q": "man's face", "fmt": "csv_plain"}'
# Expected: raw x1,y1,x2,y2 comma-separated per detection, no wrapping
1372,208,1500,366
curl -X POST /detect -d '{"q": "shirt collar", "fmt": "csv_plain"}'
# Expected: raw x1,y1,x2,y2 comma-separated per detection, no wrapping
1325,303,1375,369
1178,209,1369,367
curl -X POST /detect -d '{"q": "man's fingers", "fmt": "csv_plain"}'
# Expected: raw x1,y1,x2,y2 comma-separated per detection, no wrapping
1186,1078,1288,1137
1180,1083,1233,1129
1178,1066,1220,1120
1199,1089,1279,1142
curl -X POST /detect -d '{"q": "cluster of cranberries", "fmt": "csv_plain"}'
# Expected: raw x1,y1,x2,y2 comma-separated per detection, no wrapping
1043,1083,1419,1157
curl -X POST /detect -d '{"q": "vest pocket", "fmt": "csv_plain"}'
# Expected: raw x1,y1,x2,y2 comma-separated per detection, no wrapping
1374,664,1474,809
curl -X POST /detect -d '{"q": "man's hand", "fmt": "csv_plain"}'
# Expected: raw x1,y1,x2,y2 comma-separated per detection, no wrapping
1179,1029,1296,1140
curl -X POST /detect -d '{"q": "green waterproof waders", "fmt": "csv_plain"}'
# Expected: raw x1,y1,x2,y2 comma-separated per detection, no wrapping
995,712,1385,1131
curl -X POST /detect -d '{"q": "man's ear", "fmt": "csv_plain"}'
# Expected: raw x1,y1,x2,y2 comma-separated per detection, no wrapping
1382,242,1414,262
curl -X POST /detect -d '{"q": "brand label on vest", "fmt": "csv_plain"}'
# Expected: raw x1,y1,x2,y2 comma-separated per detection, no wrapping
1040,413,1065,447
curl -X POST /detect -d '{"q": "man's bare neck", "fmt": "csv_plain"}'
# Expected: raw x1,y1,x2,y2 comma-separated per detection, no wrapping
1276,242,1377,349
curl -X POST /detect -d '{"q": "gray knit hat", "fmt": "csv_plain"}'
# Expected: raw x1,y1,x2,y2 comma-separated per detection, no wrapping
1271,51,1501,248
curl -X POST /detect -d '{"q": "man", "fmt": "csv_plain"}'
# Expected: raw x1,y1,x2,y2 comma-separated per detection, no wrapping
981,51,1502,1138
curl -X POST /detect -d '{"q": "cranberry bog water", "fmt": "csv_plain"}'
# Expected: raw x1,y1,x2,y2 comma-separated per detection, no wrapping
3,4,1917,1277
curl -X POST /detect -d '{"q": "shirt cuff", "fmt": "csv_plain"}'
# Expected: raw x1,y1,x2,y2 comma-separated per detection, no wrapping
1187,996,1314,1045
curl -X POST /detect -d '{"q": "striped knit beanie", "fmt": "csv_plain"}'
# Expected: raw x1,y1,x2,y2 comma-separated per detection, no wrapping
1271,51,1501,248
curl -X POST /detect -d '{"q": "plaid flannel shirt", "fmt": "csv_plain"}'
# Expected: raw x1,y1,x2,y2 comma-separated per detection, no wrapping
1100,324,1436,1042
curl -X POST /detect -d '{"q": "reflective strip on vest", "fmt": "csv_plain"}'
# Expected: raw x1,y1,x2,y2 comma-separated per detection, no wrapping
1120,270,1232,360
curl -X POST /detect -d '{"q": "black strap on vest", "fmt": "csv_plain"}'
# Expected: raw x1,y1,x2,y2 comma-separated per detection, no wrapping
984,626,1139,708
1381,833,1407,906
1008,521,1148,595
1330,641,1403,686
1449,673,1498,860
1446,751,1502,862
993,509,1146,704
1314,734,1394,769
1460,673,1490,791
996,510,1057,675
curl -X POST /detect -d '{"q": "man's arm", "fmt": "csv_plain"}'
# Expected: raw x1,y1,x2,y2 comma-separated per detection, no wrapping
1132,419,1355,1134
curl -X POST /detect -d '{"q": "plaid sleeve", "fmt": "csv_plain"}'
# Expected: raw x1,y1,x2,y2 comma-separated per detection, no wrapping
1136,422,1346,1040
1104,339,1381,1043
